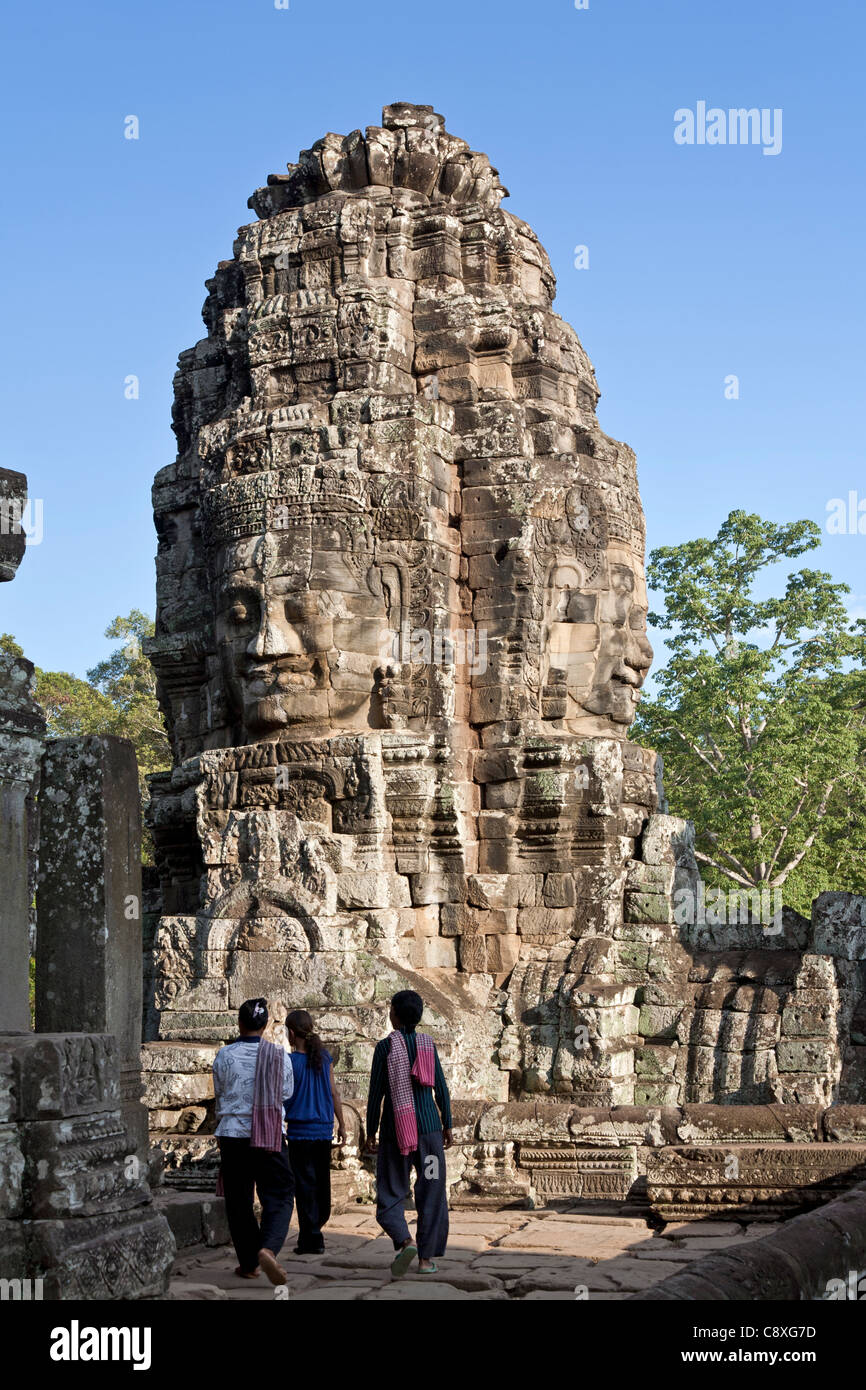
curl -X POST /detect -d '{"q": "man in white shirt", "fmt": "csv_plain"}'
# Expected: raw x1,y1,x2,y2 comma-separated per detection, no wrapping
212,998,295,1281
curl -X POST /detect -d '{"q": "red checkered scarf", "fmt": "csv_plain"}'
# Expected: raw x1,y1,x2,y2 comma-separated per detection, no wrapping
250,1039,285,1152
388,1030,436,1156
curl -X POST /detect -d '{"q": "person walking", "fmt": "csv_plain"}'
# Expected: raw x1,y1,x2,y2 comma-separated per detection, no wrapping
364,990,452,1278
212,997,295,1285
284,1009,347,1255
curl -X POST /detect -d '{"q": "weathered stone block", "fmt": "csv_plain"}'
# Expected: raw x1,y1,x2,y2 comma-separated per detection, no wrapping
0,1220,27,1278
822,1106,866,1142
676,1103,820,1144
0,1124,25,1219
143,1072,214,1108
27,1206,175,1299
625,891,673,925
408,873,469,906
615,941,651,977
36,736,147,1159
516,906,575,940
777,1038,837,1073
0,1034,120,1123
141,1042,219,1075
781,998,834,1038
466,873,537,909
634,1045,678,1079
812,893,866,960
336,871,411,910
647,1144,866,1223
36,738,142,1066
22,1111,149,1219
484,934,519,975
634,1081,679,1106
776,1073,835,1105
478,1103,572,1143
569,1105,681,1147
640,815,693,866
638,1005,683,1041
542,873,577,908
782,960,830,999
682,1046,780,1103
625,861,675,894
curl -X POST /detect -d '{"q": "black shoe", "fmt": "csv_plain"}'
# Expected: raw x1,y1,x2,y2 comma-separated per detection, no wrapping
294,1242,325,1255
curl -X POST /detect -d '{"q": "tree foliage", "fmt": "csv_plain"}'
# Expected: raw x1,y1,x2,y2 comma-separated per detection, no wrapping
633,511,866,914
5,613,171,862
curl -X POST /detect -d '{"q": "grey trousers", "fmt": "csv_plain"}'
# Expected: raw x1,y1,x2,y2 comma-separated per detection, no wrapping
375,1130,449,1259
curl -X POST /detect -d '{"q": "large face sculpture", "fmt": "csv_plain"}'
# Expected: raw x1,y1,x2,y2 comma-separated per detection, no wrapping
213,522,392,739
541,548,653,731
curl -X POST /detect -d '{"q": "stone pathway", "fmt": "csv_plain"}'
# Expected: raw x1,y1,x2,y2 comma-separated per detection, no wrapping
168,1208,777,1301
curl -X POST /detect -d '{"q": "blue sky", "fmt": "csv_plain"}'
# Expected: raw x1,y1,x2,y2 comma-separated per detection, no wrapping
1,0,863,678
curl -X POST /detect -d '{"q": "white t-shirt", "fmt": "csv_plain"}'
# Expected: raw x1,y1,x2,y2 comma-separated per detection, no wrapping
212,1038,294,1139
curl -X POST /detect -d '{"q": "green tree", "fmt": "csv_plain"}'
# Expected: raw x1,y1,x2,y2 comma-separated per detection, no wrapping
34,667,117,736
85,610,171,795
633,511,866,915
8,612,171,862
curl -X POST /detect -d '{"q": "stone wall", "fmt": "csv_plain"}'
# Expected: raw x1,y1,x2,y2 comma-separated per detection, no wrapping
142,806,866,1164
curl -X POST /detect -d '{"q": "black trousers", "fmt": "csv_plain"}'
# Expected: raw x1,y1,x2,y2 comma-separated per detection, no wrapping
218,1136,295,1273
376,1130,449,1260
286,1139,332,1251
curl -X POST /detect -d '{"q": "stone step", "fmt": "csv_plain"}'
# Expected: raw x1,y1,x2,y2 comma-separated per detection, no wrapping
154,1189,230,1249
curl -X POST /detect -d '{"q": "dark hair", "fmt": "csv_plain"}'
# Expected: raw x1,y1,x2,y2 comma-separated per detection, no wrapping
239,998,268,1031
286,1009,326,1073
391,990,423,1030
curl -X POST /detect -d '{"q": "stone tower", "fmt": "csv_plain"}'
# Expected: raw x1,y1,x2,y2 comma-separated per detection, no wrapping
145,105,668,1170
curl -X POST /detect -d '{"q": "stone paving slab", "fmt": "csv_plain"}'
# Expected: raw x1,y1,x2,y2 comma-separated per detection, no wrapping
170,1282,229,1300
166,1207,770,1301
661,1220,747,1238
292,1284,382,1301
511,1268,619,1295
629,1246,705,1262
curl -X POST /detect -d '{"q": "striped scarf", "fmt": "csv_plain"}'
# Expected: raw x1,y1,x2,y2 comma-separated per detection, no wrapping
250,1039,285,1152
388,1030,436,1156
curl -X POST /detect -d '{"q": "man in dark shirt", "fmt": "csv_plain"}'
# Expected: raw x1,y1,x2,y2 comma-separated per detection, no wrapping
365,990,452,1278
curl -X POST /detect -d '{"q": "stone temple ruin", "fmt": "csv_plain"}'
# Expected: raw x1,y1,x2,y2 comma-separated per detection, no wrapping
143,104,866,1218
0,467,174,1298
2,107,866,1303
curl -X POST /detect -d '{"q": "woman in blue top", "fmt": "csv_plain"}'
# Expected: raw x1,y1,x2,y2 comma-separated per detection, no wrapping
284,1009,347,1255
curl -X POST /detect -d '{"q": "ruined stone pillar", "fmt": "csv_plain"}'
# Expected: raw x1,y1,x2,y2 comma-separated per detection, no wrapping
0,467,43,1032
0,656,43,1032
36,736,148,1162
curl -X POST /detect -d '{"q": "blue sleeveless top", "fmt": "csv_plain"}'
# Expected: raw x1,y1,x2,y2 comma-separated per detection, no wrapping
284,1051,334,1141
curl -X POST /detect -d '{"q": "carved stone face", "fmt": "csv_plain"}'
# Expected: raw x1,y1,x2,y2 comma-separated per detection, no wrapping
541,554,653,729
213,526,390,738
584,560,653,725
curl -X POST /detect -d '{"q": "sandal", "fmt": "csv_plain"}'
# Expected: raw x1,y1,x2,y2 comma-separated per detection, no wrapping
390,1243,418,1279
235,1266,259,1279
418,1263,438,1274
